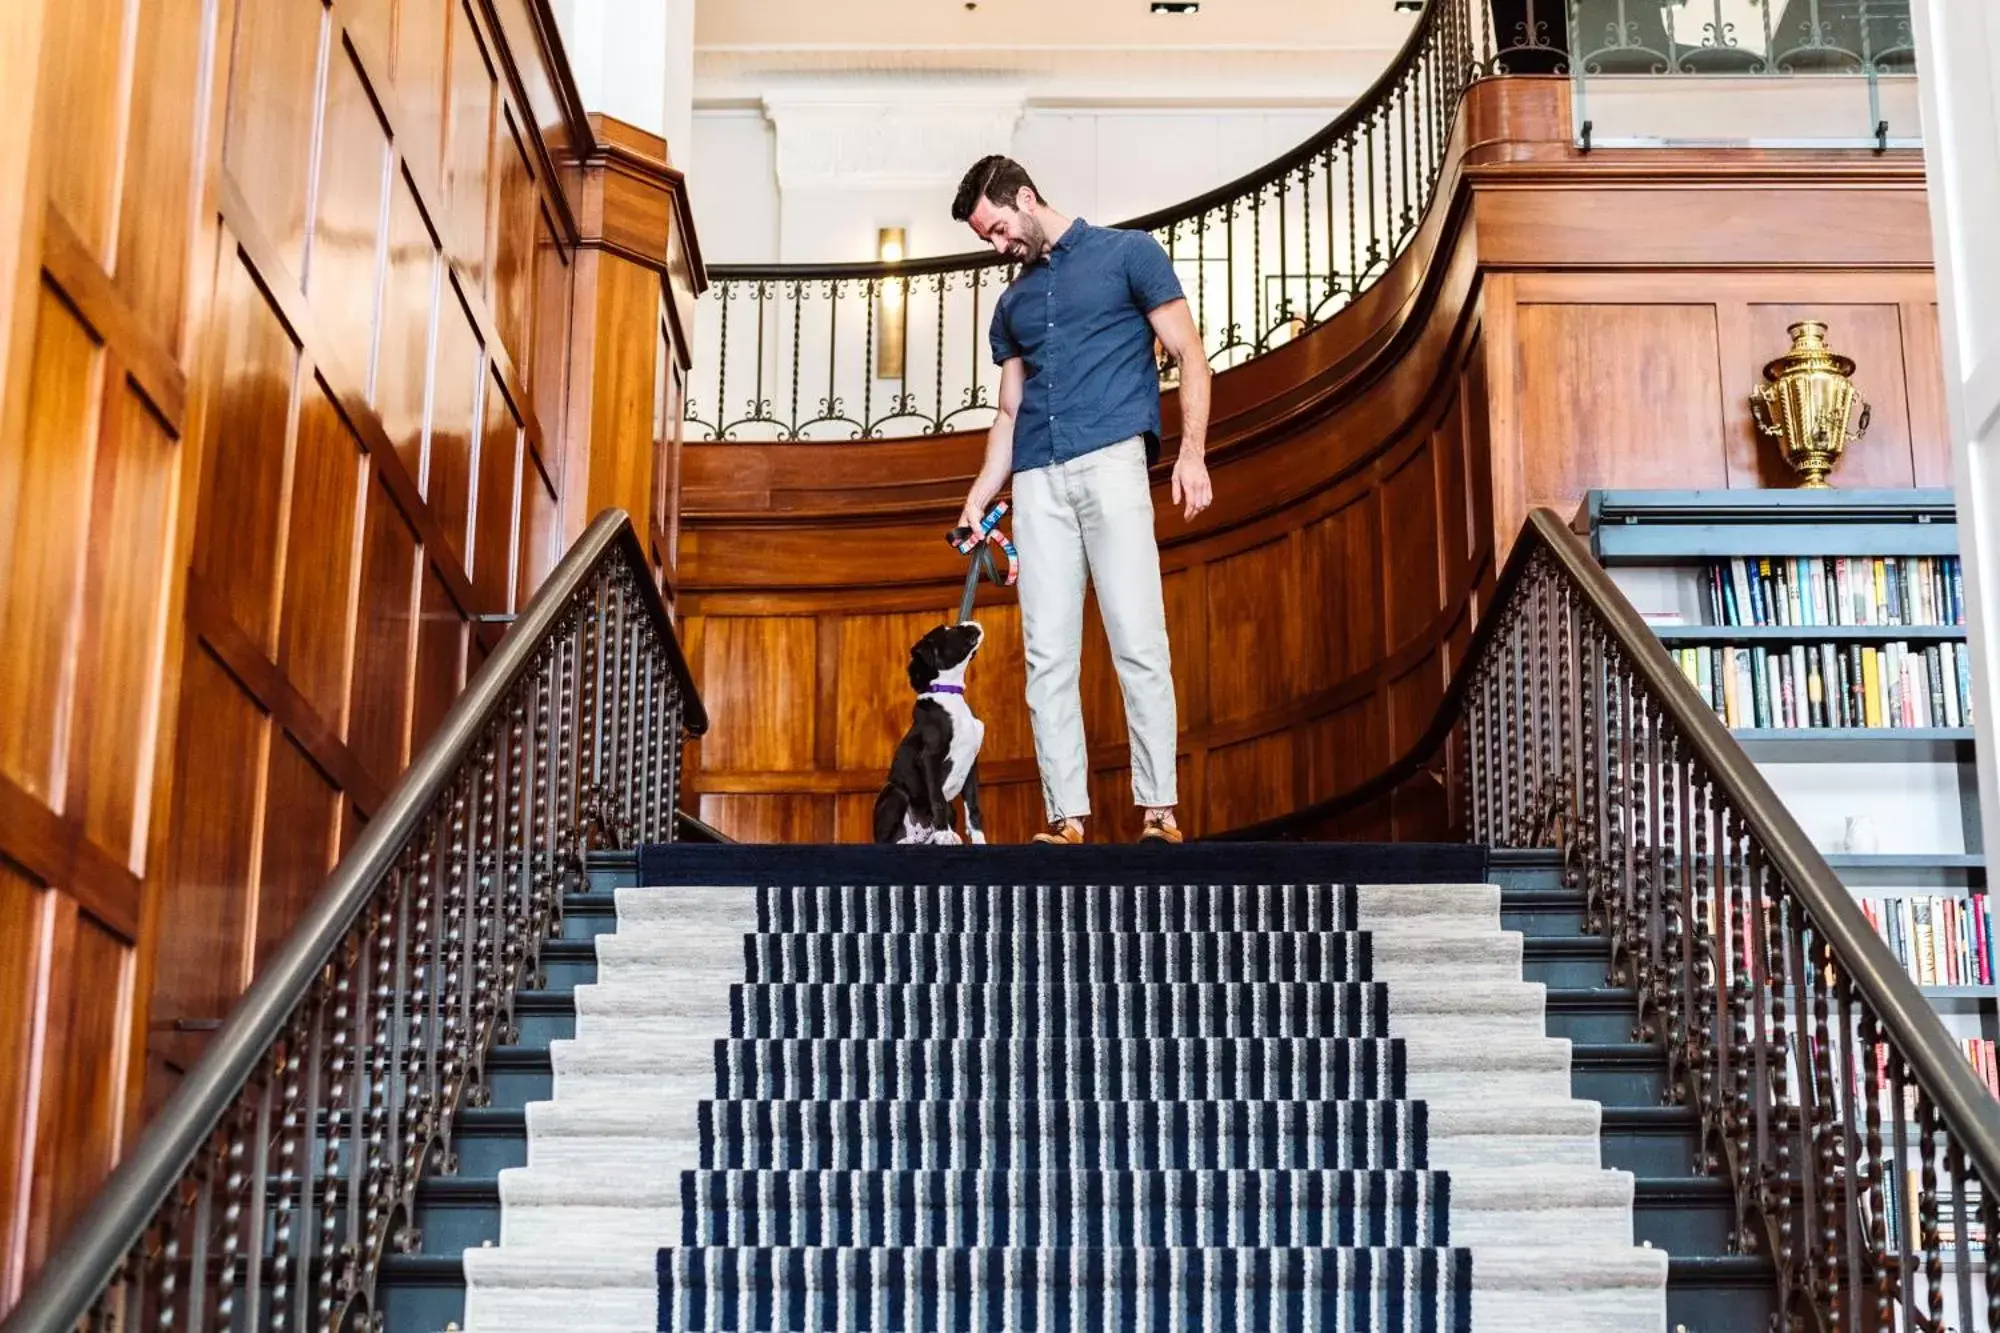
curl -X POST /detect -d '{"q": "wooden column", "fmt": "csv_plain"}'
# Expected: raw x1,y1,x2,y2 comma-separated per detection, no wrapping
560,114,706,611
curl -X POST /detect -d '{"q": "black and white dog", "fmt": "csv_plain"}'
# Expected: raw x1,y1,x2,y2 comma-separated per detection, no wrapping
872,621,987,845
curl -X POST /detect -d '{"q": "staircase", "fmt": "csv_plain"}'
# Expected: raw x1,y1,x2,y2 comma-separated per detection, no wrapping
373,843,1775,1332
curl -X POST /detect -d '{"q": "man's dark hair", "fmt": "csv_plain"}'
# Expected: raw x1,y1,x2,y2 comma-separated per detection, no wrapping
951,155,1042,222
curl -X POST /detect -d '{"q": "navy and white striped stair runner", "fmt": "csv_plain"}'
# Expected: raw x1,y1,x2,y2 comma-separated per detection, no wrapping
462,875,1668,1332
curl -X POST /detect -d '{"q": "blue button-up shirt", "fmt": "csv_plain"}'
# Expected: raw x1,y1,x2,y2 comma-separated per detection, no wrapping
990,218,1185,473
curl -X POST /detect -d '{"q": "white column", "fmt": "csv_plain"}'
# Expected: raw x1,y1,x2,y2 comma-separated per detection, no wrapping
662,0,696,171
552,0,685,157
1912,1,2000,859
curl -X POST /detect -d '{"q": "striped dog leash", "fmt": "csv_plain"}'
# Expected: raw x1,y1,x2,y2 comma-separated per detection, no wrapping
947,501,1018,623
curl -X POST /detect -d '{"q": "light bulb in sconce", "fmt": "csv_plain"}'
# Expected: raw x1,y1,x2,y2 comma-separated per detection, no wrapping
877,226,908,379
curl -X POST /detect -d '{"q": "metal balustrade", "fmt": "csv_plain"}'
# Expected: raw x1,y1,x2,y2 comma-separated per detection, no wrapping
0,511,704,1333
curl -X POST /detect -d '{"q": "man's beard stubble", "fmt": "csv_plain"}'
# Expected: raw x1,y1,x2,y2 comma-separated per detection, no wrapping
1014,212,1047,264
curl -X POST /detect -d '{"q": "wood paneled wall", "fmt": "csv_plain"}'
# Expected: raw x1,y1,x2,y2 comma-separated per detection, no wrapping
0,0,700,1308
675,77,1942,846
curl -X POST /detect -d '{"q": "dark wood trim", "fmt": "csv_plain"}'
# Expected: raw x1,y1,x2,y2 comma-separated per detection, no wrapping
39,206,188,434
185,578,390,816
0,778,142,944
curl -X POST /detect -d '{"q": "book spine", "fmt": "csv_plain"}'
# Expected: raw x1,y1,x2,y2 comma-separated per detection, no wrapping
1943,642,1963,728
1751,649,1771,729
1928,645,1947,730
1807,646,1825,729
1856,644,1872,728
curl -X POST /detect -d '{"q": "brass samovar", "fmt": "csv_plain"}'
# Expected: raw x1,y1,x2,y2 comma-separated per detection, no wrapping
1750,320,1872,489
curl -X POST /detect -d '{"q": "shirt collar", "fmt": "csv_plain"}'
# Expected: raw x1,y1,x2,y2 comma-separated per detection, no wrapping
1030,217,1088,268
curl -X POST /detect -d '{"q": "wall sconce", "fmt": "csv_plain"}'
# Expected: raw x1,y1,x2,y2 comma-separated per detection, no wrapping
876,226,907,380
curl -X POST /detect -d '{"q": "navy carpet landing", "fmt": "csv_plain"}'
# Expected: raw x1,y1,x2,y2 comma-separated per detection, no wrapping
637,843,1488,888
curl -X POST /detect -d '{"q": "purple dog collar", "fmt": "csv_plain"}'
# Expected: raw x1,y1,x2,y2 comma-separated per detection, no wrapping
925,685,965,696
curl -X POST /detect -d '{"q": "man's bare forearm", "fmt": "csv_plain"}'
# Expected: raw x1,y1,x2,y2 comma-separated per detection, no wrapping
967,413,1016,513
1175,354,1212,462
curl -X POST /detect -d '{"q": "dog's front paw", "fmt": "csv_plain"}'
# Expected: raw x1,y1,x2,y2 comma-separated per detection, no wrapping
968,829,988,845
929,828,963,846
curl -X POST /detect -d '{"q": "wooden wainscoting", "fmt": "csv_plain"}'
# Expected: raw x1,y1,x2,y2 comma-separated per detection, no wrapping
0,0,700,1307
675,77,1943,848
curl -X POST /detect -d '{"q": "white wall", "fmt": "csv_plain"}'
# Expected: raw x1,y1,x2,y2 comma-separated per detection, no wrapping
690,102,1342,265
551,0,697,167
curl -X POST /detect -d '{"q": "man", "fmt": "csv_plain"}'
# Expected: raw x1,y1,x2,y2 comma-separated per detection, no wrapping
950,155,1213,845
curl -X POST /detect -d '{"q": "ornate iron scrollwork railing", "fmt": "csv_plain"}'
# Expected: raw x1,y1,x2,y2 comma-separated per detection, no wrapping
687,0,1501,443
689,0,1918,445
1233,508,2000,1330
0,510,706,1333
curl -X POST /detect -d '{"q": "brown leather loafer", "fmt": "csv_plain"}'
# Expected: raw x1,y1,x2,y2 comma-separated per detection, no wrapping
1032,819,1085,845
1139,813,1183,844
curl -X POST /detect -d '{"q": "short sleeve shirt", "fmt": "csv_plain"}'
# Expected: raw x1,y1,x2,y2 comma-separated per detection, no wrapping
989,218,1185,473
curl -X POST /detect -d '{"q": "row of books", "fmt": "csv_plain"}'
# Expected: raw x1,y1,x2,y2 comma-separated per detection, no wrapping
1671,640,1974,731
1860,895,1994,989
1705,555,1964,628
1856,1040,2000,1108
1879,1041,1996,1256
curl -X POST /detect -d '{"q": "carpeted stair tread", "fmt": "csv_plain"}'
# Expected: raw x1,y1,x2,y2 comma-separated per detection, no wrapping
501,1162,1634,1205
569,979,1549,1039
522,1097,1439,1176
730,882,1368,934
464,1243,1661,1333
595,929,1520,984
656,1244,1475,1332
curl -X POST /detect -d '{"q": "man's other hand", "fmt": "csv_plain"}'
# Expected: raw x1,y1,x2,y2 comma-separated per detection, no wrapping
1170,452,1212,521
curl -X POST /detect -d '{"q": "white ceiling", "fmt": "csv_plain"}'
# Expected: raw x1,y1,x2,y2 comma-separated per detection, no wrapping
696,0,1418,49
693,0,1419,100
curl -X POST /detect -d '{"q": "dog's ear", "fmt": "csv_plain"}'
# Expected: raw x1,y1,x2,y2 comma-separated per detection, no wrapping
906,632,941,691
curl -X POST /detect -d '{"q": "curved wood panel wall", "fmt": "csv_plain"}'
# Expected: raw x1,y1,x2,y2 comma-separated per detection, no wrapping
675,78,1945,847
0,0,699,1305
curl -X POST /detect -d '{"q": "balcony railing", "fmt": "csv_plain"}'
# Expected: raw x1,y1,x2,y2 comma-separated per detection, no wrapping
687,0,1916,446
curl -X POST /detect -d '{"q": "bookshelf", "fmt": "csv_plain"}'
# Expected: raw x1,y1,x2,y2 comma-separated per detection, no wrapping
1582,488,1997,1087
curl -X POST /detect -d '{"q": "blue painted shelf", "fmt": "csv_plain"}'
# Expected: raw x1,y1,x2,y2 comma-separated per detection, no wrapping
1731,727,1974,762
1586,488,1961,562
1654,624,1966,644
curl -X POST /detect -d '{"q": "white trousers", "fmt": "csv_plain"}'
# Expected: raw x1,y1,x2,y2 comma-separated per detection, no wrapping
1011,436,1178,821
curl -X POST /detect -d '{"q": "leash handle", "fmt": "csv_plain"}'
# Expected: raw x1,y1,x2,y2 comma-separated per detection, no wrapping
948,502,1018,622
947,500,1009,555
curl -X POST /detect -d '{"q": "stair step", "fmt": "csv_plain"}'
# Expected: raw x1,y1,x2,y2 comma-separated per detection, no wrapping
1632,1176,1738,1253
560,890,622,942
1600,1106,1702,1176
1543,988,1637,1043
537,938,601,990
512,989,578,1045
1665,1253,1778,1330
1570,1042,1668,1104
455,1241,1667,1333
1522,936,1611,987
568,978,1550,1041
455,1107,529,1175
1500,887,1587,936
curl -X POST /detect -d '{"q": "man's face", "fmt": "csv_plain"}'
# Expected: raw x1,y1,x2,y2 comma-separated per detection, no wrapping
967,190,1047,264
